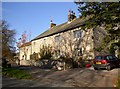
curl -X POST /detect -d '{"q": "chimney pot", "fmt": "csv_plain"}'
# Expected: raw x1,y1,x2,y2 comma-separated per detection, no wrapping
68,10,76,22
50,21,56,28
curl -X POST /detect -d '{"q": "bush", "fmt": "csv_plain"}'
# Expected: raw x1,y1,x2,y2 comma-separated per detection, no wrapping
2,57,11,68
78,60,86,67
94,47,103,52
39,45,52,60
59,56,73,69
109,43,116,54
58,56,79,68
30,52,39,61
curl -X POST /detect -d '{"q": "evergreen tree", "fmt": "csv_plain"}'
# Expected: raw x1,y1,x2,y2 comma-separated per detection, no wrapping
75,2,120,55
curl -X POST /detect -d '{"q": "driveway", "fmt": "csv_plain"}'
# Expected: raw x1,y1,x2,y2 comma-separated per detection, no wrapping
2,66,119,87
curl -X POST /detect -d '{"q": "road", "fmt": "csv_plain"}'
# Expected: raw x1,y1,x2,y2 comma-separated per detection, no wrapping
2,67,119,87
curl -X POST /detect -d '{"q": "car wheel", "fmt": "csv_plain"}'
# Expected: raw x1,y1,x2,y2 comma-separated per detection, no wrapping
118,63,120,68
106,65,111,71
94,67,98,70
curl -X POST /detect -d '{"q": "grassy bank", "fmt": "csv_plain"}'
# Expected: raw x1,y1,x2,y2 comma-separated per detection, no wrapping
2,67,32,79
117,76,120,88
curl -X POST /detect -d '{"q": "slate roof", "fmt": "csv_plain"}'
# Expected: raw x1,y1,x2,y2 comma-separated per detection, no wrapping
32,16,92,41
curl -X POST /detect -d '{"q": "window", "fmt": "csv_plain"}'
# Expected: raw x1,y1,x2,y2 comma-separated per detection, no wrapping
75,48,82,56
55,35,60,42
95,56,103,60
78,48,82,56
106,55,115,60
74,30,82,38
34,42,36,45
42,39,46,45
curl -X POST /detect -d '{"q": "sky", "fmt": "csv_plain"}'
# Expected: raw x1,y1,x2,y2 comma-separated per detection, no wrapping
2,2,80,48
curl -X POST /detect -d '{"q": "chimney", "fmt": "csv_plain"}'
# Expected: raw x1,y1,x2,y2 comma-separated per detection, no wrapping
68,10,76,22
50,20,56,28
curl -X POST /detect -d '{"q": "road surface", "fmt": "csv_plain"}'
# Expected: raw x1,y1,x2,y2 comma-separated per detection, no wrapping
2,67,119,87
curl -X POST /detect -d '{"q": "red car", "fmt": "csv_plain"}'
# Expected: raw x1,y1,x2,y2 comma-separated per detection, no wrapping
93,55,120,71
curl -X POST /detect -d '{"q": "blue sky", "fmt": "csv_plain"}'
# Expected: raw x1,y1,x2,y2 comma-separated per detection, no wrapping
2,2,79,45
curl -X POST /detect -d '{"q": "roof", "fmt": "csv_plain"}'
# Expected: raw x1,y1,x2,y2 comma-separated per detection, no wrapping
32,15,92,41
20,41,31,48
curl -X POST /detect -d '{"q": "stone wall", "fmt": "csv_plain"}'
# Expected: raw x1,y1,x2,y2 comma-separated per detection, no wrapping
31,27,94,60
19,26,95,65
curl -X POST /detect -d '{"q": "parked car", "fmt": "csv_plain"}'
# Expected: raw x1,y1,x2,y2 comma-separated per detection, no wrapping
93,55,120,71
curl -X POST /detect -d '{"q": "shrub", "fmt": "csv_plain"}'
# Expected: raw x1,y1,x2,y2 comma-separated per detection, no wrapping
109,43,116,54
2,57,11,68
39,45,52,60
2,58,8,68
94,47,103,52
30,52,39,61
59,56,73,69
58,56,79,68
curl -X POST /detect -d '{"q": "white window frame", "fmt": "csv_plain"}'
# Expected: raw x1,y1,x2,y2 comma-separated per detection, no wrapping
74,30,82,38
55,35,61,42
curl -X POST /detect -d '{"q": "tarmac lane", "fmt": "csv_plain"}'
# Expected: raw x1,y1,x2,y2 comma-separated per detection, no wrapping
2,67,119,87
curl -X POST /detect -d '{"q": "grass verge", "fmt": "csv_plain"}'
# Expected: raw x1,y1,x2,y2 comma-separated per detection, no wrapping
2,67,32,79
116,76,120,88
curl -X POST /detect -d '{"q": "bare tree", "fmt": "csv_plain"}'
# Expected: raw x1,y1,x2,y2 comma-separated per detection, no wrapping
51,30,82,68
16,31,31,60
0,20,16,61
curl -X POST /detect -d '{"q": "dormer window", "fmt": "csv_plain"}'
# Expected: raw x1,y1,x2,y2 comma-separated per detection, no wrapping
42,39,46,45
55,35,61,42
74,30,82,38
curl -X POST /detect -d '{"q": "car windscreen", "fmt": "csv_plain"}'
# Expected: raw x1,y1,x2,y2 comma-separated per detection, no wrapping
106,55,116,60
95,56,103,60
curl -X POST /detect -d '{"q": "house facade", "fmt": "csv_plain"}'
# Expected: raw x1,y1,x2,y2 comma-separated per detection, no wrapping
19,10,106,65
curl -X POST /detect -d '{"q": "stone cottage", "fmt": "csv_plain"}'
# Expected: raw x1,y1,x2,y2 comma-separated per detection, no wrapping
19,10,106,65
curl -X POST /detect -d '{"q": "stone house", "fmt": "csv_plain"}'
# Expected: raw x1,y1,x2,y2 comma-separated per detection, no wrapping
19,10,106,65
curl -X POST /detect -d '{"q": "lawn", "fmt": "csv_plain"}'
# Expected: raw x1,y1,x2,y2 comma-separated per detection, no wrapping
2,67,32,79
